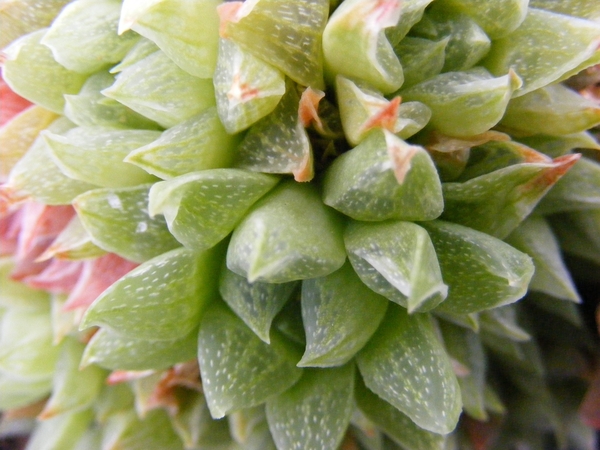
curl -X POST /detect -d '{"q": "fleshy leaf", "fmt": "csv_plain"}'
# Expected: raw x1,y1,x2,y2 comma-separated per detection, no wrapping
126,108,239,180
266,365,355,450
420,220,534,314
529,0,600,20
219,266,297,344
102,49,216,128
394,36,447,89
41,0,139,74
344,220,447,313
299,261,388,367
400,67,521,137
40,337,106,419
37,215,106,261
227,180,346,283
323,130,443,221
442,153,580,238
26,409,93,450
355,377,446,450
198,302,302,419
82,327,198,371
482,8,600,97
443,0,528,39
506,216,580,303
74,184,180,263
43,126,159,189
120,0,220,78
479,305,531,342
0,371,52,410
323,0,403,94
213,38,286,134
549,210,600,266
519,132,600,158
149,169,279,251
218,0,328,89
385,0,433,46
80,246,221,340
1,29,88,113
0,258,50,310
110,37,159,74
234,82,314,182
500,84,600,137
357,304,462,434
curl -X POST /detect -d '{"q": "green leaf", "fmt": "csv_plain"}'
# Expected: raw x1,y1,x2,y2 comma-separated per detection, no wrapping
2,29,88,113
26,409,94,450
198,302,302,419
299,262,388,367
482,8,600,97
0,258,50,311
385,0,433,46
234,82,314,182
266,365,355,450
442,153,581,238
219,0,329,89
323,0,403,94
506,216,580,302
344,220,447,313
219,266,297,344
501,84,600,137
126,108,239,180
401,68,521,137
227,180,346,283
323,130,443,222
213,38,286,134
394,37,447,89
43,126,159,189
110,37,159,73
41,0,139,74
357,304,462,434
81,327,198,371
479,305,531,342
420,220,534,314
149,169,279,251
74,184,180,263
102,49,216,128
80,246,221,340
549,210,600,266
40,337,106,418
0,372,52,410
529,0,600,21
120,0,220,78
355,378,446,450
519,131,600,158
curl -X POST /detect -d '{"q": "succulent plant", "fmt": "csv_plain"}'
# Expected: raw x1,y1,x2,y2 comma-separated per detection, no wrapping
1,0,600,449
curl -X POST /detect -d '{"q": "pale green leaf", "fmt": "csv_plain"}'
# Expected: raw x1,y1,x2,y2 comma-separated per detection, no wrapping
479,305,531,342
519,132,600,158
357,305,462,434
74,184,180,263
0,372,52,410
529,0,600,21
198,302,302,419
299,262,387,367
266,365,355,450
149,169,279,251
110,37,159,74
394,37,447,89
421,220,534,314
443,0,528,39
386,0,433,46
26,409,94,450
0,258,50,311
344,220,447,313
227,180,346,283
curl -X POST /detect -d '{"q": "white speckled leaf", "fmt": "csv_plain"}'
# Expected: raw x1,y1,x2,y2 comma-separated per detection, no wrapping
126,108,239,180
102,49,216,128
2,29,88,113
323,130,443,222
421,220,534,314
442,154,580,238
401,68,521,137
506,216,580,302
198,302,302,419
41,337,106,418
219,0,328,89
149,169,279,251
81,326,198,371
44,126,159,189
266,365,354,450
41,0,139,74
74,185,180,262
227,180,346,283
120,0,220,78
299,262,388,367
482,8,600,97
357,304,462,434
355,378,446,450
234,83,314,182
345,220,447,313
80,246,221,340
530,0,600,20
213,38,286,134
323,0,403,94
443,0,527,39
394,37,447,89
219,267,298,344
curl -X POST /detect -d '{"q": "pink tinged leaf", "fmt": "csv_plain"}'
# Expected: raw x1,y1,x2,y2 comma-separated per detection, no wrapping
21,258,83,293
361,96,401,134
217,2,245,37
519,153,582,195
0,185,29,216
107,370,156,385
0,76,33,126
463,415,503,450
579,367,600,429
299,87,326,131
0,207,23,255
62,253,138,312
385,131,419,184
144,362,202,416
425,131,511,154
